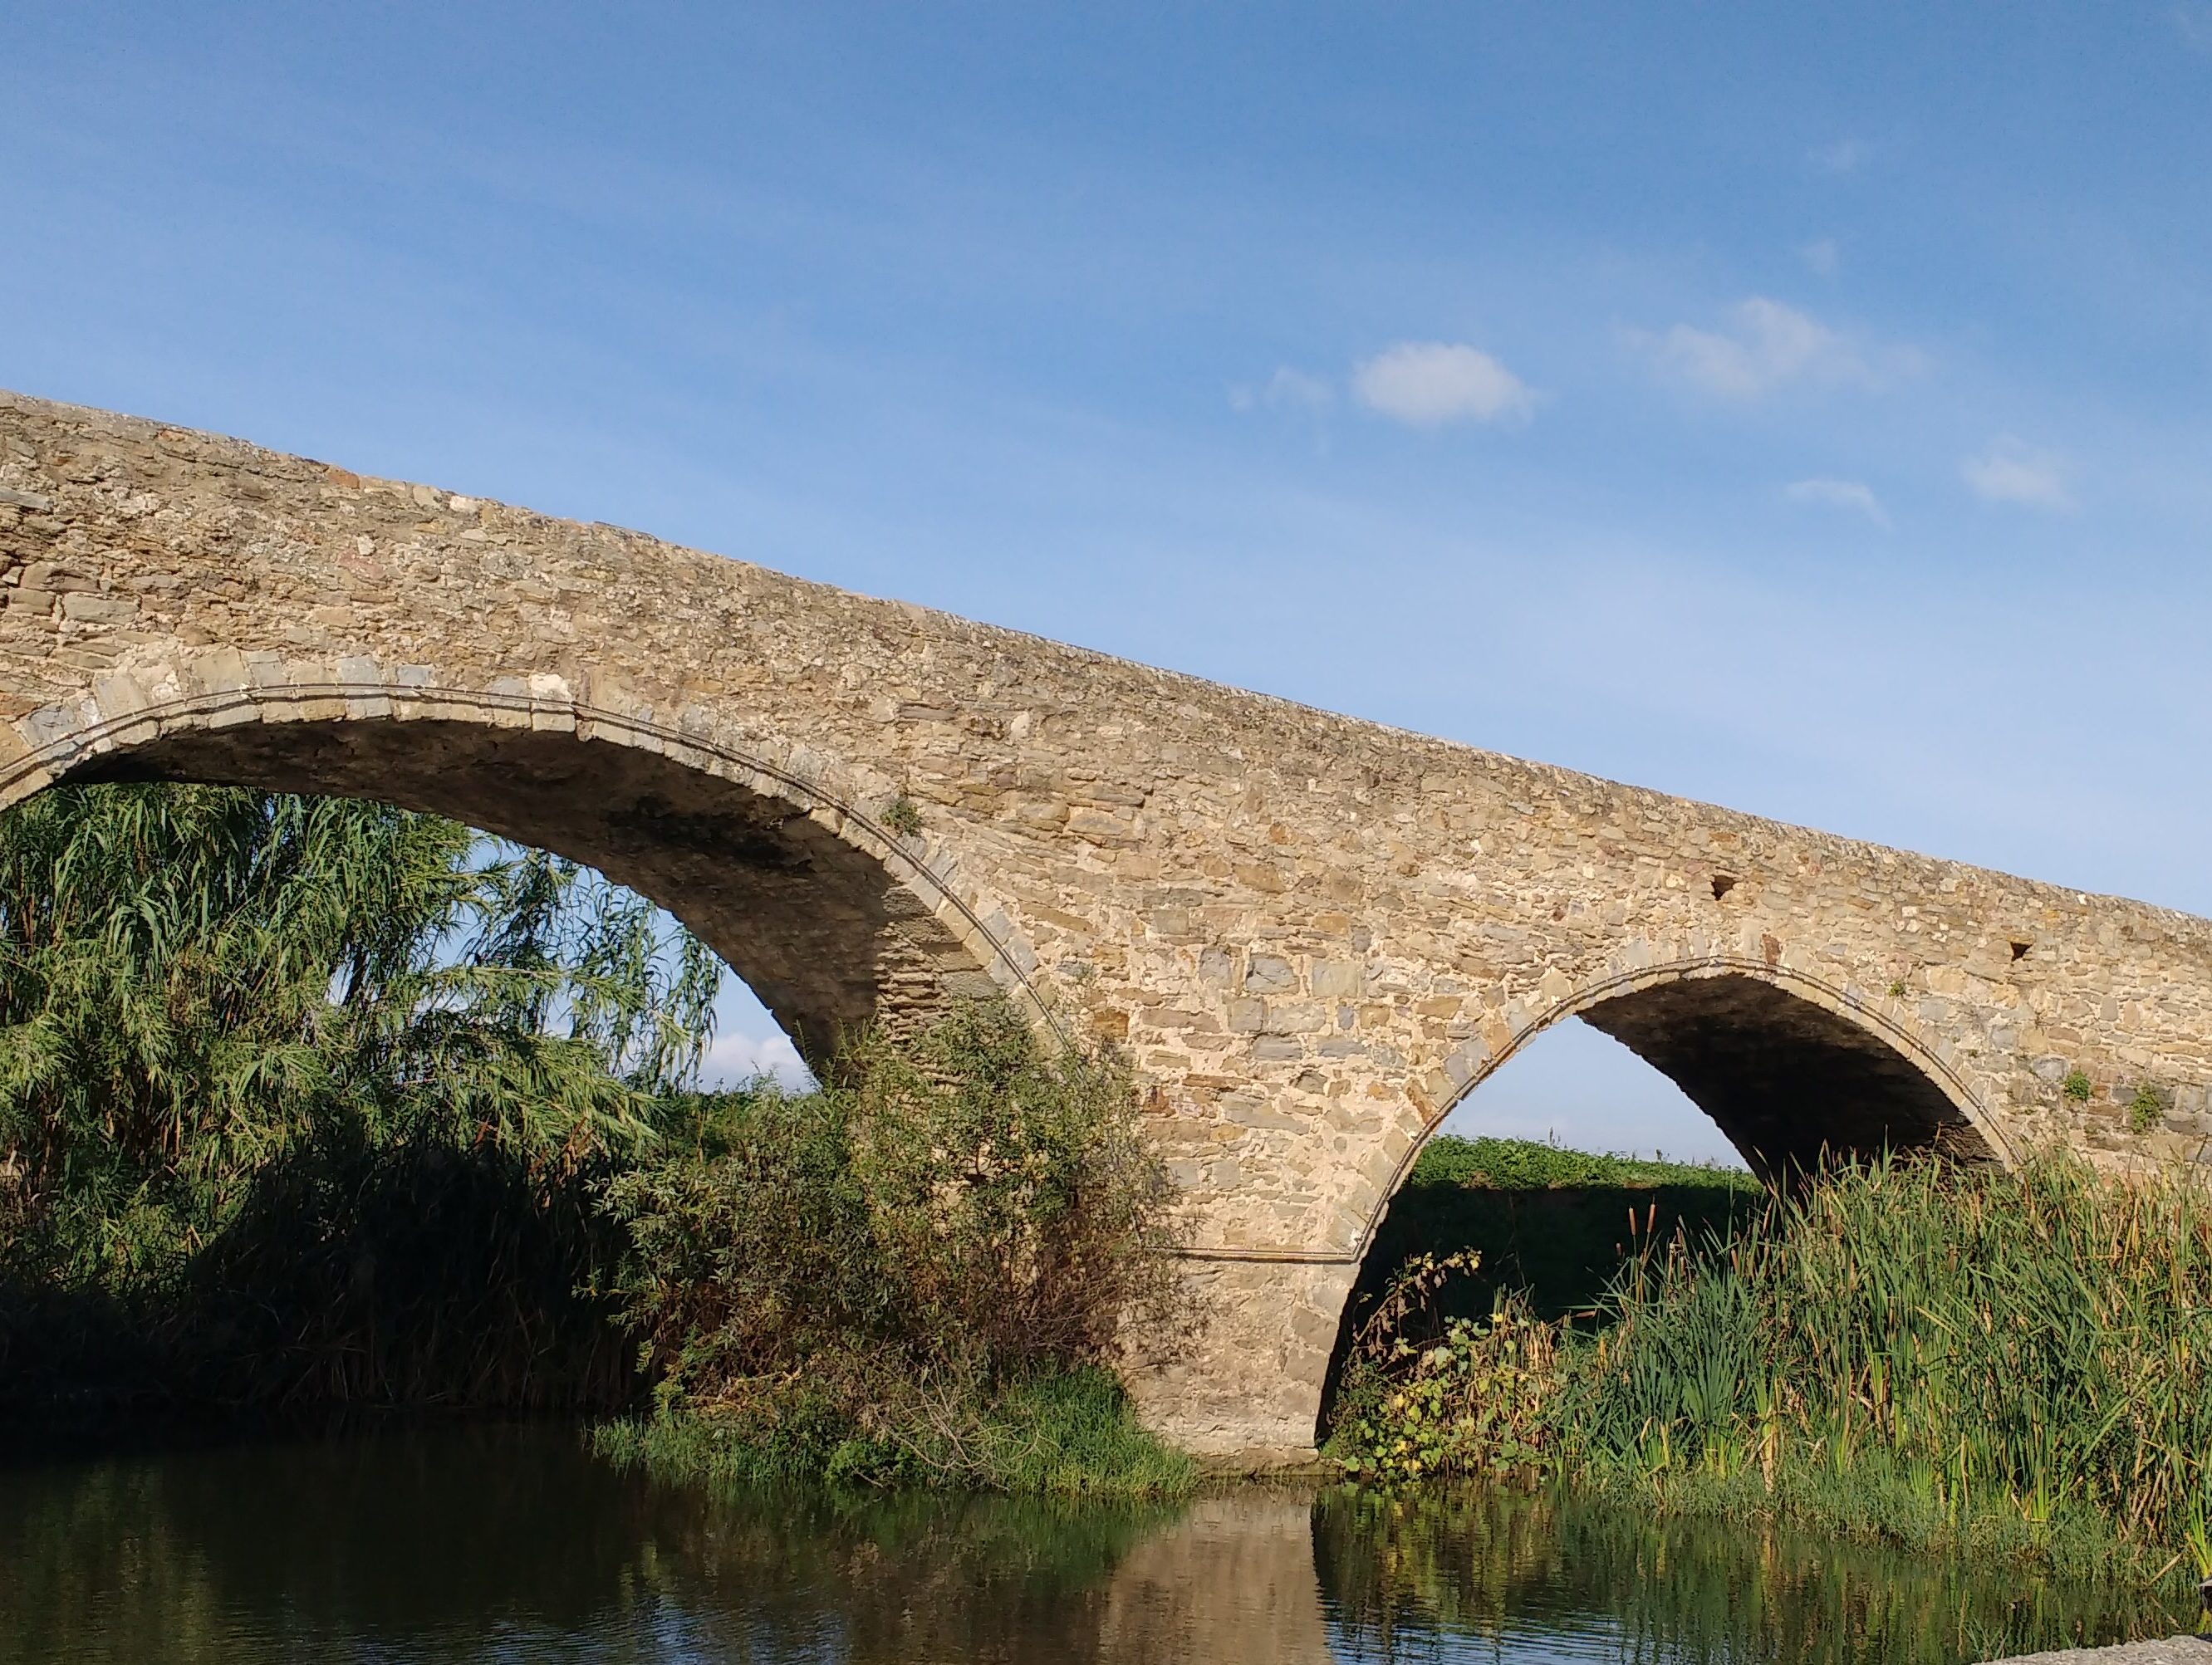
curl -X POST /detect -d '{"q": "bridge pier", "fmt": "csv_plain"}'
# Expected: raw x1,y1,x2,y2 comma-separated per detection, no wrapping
1125,1257,1357,1466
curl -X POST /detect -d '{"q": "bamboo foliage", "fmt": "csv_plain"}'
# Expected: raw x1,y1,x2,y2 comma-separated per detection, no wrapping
0,781,723,1407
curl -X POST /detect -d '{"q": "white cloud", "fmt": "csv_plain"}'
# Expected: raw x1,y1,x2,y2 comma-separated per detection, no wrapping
1962,437,2074,511
1229,365,1333,414
2175,2,2212,52
699,1026,817,1090
1799,238,1840,277
1784,477,1891,530
1809,137,1871,175
1351,340,1535,427
1638,296,1918,400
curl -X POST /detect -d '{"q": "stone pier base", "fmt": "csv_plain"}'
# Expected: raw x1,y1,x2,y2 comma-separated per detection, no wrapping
1126,1257,1358,1467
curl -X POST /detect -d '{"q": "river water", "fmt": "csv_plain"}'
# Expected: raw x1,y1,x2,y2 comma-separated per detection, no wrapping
1,1423,2190,1663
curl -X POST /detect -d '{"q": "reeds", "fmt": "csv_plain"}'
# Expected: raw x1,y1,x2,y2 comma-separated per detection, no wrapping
1334,1150,2212,1575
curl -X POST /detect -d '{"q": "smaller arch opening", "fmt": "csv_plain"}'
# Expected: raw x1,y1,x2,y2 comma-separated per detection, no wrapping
1318,1018,1755,1441
1320,969,1999,1444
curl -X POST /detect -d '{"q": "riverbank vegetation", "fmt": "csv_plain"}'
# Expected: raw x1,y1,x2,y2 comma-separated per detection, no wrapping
592,1001,1194,1496
0,782,1189,1494
1330,1146,2212,1579
0,781,716,1412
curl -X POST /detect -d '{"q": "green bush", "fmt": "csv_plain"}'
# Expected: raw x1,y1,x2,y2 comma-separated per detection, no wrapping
599,1002,1194,1494
0,782,719,1410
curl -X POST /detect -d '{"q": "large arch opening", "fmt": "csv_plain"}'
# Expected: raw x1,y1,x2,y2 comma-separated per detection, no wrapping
0,693,1051,1420
50,707,1020,1075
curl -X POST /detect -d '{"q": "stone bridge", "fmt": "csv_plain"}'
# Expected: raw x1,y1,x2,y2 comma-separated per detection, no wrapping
4,392,2210,1461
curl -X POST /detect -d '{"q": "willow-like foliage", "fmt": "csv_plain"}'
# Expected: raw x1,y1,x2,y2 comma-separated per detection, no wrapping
0,781,722,1405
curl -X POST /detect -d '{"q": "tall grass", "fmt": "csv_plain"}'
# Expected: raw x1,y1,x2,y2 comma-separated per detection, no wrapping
1332,1151,2212,1576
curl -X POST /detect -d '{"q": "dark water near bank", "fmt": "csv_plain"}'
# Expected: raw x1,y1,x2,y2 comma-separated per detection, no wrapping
0,1423,2191,1663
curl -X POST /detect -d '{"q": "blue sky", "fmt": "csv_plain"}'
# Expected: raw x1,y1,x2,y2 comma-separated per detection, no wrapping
7,5,2210,1159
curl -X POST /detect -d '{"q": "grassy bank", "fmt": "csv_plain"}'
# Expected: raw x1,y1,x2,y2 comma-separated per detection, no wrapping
593,1367,1193,1497
1330,1148,2212,1580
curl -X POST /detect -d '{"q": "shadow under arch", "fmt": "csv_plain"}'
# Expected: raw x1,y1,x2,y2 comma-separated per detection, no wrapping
1375,957,2010,1223
0,676,1047,1074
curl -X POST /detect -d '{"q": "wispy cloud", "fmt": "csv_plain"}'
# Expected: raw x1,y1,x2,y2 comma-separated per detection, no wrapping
2175,2,2212,52
699,1026,815,1090
1962,437,2074,510
1808,137,1871,175
1229,365,1333,414
1799,238,1840,277
1351,340,1536,427
1636,297,1920,400
1785,477,1891,529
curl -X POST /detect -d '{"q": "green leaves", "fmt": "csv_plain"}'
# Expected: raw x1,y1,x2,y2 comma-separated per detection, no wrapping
1337,1149,2212,1575
0,782,727,1403
600,1001,1191,1487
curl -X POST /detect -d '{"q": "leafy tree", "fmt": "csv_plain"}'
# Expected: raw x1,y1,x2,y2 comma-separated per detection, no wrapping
0,781,722,1405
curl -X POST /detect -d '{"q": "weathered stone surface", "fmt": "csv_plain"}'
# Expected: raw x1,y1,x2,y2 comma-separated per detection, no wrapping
4,390,2211,1459
1982,1638,2212,1665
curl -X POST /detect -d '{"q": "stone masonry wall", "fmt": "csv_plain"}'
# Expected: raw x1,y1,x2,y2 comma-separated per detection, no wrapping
4,391,2211,1460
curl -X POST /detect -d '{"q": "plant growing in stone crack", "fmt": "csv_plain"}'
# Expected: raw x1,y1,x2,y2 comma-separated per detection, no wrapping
2127,1083,2166,1134
1887,980,1907,999
2061,1070,2094,1104
882,794,924,839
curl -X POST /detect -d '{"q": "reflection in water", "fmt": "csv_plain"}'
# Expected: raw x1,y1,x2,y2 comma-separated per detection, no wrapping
1315,1486,2180,1665
0,1424,2190,1663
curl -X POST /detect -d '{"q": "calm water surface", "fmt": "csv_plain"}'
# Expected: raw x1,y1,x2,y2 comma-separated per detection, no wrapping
1,1423,2190,1663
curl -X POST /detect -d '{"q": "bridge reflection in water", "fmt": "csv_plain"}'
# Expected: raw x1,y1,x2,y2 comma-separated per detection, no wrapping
0,1423,2181,1663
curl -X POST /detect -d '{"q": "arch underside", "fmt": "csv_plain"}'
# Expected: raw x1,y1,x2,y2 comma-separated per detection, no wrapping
1577,972,1995,1178
61,716,1001,1072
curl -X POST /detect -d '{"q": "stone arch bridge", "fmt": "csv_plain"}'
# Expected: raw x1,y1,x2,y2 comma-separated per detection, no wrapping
3,392,2209,1462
